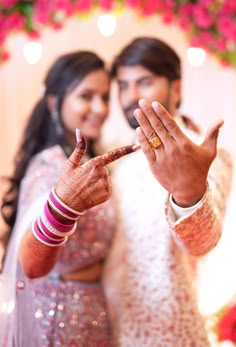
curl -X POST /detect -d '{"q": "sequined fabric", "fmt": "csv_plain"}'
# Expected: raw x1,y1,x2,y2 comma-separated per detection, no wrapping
25,279,112,346
103,126,233,347
12,145,116,346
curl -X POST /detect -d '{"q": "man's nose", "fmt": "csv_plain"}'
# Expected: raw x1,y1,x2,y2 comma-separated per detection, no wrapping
126,86,140,104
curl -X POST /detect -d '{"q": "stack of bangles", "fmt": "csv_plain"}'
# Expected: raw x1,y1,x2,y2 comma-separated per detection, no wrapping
32,187,85,247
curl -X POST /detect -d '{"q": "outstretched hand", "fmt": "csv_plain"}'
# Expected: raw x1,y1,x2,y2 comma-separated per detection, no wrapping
134,99,223,207
56,129,139,212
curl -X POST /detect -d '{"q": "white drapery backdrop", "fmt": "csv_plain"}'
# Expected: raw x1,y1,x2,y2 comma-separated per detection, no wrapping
0,10,235,322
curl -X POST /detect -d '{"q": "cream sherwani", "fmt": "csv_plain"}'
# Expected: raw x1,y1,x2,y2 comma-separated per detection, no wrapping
103,120,232,347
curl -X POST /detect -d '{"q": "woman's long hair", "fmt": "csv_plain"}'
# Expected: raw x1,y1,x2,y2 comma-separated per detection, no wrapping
1,51,106,238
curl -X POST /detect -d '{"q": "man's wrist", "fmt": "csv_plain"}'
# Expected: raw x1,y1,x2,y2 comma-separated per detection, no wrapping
170,184,209,219
172,183,208,208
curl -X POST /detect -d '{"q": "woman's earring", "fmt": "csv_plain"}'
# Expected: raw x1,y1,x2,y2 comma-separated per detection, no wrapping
51,109,64,136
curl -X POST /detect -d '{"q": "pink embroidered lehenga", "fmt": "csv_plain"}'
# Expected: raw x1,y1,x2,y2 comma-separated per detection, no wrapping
0,145,116,347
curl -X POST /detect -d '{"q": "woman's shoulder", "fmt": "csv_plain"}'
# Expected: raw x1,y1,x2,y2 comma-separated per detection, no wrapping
31,145,66,166
36,145,66,162
26,145,66,177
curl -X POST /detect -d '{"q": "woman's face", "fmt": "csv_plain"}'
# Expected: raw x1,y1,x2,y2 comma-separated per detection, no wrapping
61,69,110,145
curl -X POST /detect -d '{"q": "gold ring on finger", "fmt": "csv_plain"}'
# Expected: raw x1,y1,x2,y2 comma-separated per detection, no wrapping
148,135,162,150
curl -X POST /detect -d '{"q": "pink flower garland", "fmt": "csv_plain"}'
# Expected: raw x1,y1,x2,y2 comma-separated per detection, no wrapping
0,0,235,68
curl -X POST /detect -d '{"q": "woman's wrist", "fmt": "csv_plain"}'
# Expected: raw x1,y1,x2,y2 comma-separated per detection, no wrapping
31,187,86,248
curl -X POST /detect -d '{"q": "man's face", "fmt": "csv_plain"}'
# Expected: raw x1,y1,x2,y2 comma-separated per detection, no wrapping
116,65,180,129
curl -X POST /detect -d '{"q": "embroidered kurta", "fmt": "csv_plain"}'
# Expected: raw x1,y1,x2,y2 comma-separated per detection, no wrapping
103,125,233,347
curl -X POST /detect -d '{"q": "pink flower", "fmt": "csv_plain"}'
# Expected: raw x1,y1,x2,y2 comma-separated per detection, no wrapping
213,37,227,52
222,0,236,15
178,4,193,30
34,0,48,11
26,30,41,40
0,31,6,44
190,31,214,50
53,0,74,15
217,15,236,42
125,0,141,9
178,19,191,31
141,0,163,16
0,49,10,62
33,11,51,25
162,11,174,24
190,37,205,49
0,0,18,9
98,0,113,11
192,4,214,29
179,3,193,17
33,0,51,25
73,0,92,12
198,0,215,6
2,13,25,31
163,0,175,11
52,22,63,30
0,0,234,69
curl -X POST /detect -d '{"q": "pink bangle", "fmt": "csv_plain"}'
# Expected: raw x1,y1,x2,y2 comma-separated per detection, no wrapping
51,187,85,217
31,188,81,247
37,218,65,241
49,190,79,219
39,214,77,238
47,198,78,221
32,220,67,247
44,201,75,232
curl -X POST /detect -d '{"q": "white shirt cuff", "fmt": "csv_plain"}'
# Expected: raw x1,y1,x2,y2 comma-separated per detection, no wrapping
169,189,208,220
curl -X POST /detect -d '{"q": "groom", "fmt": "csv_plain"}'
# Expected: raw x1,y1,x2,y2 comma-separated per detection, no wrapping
103,37,233,347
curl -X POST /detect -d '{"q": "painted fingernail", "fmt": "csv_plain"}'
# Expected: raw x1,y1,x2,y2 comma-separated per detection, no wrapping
76,128,81,142
76,128,87,150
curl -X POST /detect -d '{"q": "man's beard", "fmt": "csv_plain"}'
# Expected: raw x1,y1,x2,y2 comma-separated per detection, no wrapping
123,98,173,129
126,116,140,129
123,102,140,129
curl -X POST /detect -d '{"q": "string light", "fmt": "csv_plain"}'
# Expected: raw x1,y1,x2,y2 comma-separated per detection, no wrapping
187,47,206,67
97,14,116,37
23,41,42,65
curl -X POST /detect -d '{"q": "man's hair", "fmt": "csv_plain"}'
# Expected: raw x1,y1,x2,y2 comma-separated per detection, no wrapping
111,37,181,81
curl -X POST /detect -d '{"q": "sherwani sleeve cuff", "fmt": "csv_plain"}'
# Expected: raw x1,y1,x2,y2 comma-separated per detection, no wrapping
165,184,221,256
167,186,208,223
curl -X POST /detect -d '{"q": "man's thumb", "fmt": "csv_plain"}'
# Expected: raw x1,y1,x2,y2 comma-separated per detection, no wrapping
202,119,224,155
68,129,87,166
